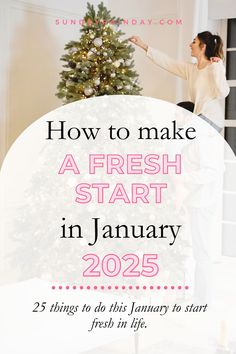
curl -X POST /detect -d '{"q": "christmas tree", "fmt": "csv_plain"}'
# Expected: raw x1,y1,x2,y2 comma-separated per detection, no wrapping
56,2,142,103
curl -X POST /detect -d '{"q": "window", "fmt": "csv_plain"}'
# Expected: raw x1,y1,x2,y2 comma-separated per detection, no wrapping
223,18,236,258
225,19,236,154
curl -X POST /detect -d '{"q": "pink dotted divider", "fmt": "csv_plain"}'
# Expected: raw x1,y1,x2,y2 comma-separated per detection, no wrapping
51,285,189,290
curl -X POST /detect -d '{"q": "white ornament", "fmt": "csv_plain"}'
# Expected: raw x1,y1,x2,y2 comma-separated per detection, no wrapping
107,58,112,63
90,34,95,39
113,60,120,68
117,85,123,90
104,32,107,35
103,52,108,57
87,51,93,57
94,78,100,85
93,38,103,47
84,87,93,96
110,73,116,78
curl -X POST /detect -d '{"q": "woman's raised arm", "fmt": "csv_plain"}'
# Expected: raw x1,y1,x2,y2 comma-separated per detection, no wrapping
129,36,191,80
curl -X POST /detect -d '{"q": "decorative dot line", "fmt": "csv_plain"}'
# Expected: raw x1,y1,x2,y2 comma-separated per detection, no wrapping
51,285,189,290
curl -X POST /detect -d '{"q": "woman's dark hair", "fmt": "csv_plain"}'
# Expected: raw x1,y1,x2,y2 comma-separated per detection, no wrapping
197,31,224,60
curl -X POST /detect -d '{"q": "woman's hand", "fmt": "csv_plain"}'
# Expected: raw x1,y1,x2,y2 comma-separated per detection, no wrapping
129,36,148,51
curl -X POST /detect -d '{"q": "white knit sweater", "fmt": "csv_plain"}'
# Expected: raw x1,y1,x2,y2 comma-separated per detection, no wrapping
147,47,230,128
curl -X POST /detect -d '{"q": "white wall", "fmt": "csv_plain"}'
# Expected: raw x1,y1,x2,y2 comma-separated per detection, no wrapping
209,0,236,19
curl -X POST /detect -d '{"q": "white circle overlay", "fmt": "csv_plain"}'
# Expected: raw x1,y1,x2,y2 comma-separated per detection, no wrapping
0,95,236,354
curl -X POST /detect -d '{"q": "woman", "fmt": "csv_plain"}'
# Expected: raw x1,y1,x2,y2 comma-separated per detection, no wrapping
129,31,230,132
